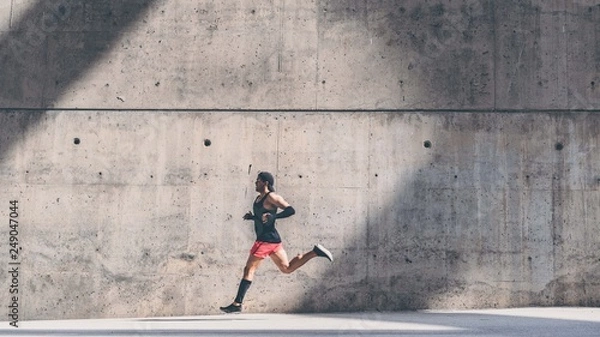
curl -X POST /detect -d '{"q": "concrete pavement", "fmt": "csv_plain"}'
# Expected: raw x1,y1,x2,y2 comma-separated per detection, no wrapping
1,307,598,337
2,0,600,321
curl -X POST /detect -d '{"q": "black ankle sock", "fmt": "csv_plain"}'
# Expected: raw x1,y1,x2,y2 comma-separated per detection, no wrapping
234,279,252,304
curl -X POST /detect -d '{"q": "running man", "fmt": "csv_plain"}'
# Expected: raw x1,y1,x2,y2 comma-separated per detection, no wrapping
219,171,333,313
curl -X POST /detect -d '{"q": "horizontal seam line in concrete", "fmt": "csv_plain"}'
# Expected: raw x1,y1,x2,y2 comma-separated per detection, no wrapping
1,108,600,113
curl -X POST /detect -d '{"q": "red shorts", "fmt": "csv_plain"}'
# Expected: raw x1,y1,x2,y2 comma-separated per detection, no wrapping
250,241,283,259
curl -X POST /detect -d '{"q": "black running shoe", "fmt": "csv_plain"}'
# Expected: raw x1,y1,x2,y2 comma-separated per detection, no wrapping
313,244,333,262
219,303,242,313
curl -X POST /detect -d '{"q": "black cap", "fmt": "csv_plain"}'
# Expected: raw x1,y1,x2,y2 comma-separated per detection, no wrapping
258,171,275,191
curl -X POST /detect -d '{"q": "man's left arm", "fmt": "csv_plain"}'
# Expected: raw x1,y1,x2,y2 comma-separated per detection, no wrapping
268,193,296,220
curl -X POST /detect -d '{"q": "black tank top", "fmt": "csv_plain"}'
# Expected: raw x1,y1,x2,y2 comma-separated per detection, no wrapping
253,192,281,243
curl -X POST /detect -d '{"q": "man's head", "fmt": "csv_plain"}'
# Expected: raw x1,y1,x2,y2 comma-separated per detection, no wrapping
256,171,275,192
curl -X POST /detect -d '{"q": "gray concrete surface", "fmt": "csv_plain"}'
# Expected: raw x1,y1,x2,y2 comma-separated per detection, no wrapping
0,111,599,320
1,308,599,336
0,1,599,110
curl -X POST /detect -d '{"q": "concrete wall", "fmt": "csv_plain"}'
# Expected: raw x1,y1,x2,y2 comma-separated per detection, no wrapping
0,111,599,320
0,0,599,320
1,0,598,110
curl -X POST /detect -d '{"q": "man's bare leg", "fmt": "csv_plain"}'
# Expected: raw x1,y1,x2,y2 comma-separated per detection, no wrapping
242,254,264,281
271,248,319,274
220,255,263,313
271,244,333,274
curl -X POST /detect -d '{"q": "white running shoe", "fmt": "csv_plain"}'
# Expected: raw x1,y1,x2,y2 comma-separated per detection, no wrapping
313,244,333,262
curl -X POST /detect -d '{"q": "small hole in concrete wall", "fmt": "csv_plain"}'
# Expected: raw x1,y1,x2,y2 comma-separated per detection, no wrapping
204,139,212,147
424,140,432,148
74,138,81,145
555,142,564,151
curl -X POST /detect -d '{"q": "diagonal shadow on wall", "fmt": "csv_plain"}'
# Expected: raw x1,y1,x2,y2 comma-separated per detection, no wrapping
0,0,160,159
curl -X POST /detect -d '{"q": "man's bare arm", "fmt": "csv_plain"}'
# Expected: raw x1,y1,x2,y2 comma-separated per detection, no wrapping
263,193,295,222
